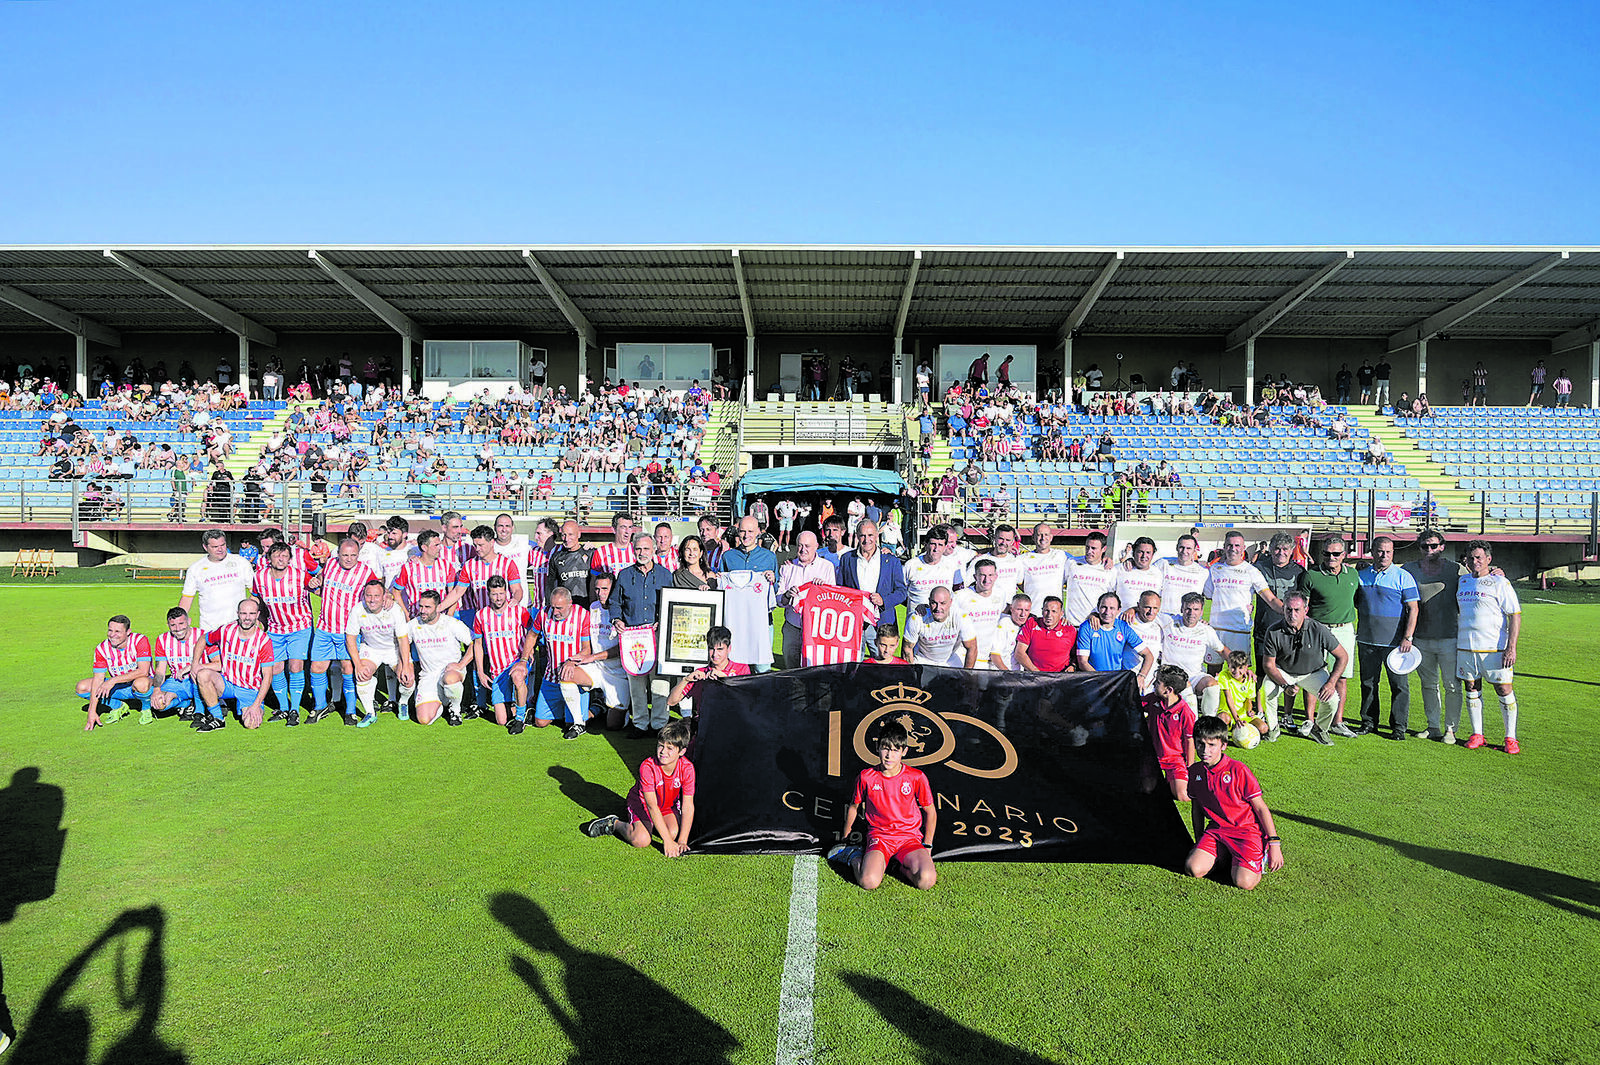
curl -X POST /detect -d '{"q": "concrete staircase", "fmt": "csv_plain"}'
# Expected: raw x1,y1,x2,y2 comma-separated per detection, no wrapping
219,403,302,477
1362,416,1474,524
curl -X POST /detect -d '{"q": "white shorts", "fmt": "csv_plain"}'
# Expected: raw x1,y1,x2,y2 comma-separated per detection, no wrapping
1457,650,1514,685
584,658,630,707
1209,628,1251,665
1327,623,1356,679
413,668,448,707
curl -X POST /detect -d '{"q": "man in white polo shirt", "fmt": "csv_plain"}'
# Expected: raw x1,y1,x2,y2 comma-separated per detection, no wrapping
1156,533,1209,622
953,559,1009,670
178,529,255,636
904,587,978,668
1064,531,1118,627
1204,531,1282,663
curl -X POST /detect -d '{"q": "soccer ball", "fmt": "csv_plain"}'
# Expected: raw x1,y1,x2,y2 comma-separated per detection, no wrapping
1232,723,1261,750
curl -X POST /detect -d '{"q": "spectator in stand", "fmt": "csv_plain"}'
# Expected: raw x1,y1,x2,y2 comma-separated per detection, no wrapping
1471,361,1489,406
1553,369,1573,406
1528,360,1547,406
1335,364,1353,403
1364,436,1388,467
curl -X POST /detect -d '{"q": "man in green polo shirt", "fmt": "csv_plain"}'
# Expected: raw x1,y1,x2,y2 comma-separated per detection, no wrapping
1296,534,1360,736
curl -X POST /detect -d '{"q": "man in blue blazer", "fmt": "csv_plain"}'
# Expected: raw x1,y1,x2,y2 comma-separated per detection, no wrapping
838,520,909,653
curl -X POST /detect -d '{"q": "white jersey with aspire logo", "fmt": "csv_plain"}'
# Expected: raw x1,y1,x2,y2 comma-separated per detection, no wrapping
345,603,409,665
1160,617,1227,678
182,553,256,633
1456,573,1521,652
966,553,1027,602
1203,562,1269,632
1064,560,1118,626
903,556,965,609
1129,617,1164,666
1156,560,1210,618
904,608,976,667
952,587,1010,669
378,543,416,589
1115,566,1164,614
1020,550,1069,609
988,615,1025,670
357,541,387,577
405,615,474,673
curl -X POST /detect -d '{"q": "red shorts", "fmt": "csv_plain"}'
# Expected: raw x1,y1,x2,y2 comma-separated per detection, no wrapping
1195,827,1265,875
867,833,926,866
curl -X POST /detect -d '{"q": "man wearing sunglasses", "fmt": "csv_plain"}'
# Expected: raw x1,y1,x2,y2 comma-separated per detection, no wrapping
1402,531,1464,743
1296,536,1360,736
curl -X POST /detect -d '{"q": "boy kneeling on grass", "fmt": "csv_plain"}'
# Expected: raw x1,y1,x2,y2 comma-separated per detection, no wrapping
1185,715,1284,890
585,720,695,858
826,721,937,890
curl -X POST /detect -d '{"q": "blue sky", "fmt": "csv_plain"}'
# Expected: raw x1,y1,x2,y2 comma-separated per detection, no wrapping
2,0,1594,244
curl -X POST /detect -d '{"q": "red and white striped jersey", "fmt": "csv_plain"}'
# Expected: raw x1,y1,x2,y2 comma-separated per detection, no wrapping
208,623,274,689
590,542,633,578
441,538,476,570
94,633,152,674
254,566,316,634
474,604,531,677
655,549,680,572
317,560,377,633
255,544,320,579
793,584,880,666
155,629,204,677
394,556,460,615
533,605,594,681
455,555,524,615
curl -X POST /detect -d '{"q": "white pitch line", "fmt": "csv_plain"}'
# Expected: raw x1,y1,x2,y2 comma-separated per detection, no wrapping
775,854,819,1065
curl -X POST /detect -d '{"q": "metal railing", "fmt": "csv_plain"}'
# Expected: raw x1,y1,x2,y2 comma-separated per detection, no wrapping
913,485,1600,542
740,402,905,450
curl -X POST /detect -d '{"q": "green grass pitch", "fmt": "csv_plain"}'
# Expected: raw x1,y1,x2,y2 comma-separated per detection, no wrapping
2,582,1597,1064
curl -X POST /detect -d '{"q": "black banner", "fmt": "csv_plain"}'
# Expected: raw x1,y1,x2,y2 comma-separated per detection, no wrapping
690,665,1191,865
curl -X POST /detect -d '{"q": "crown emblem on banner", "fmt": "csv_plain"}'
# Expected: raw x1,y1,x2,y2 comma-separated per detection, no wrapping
870,683,933,706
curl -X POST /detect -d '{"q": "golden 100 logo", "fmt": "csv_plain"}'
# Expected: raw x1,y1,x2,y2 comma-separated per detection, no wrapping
780,682,1080,845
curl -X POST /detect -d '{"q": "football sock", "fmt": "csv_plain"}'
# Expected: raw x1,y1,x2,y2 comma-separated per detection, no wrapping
560,682,585,726
1500,693,1518,738
309,672,329,712
270,672,291,714
341,671,358,712
513,705,527,723
443,680,464,709
203,700,222,720
1467,691,1484,735
287,671,305,712
1199,686,1222,716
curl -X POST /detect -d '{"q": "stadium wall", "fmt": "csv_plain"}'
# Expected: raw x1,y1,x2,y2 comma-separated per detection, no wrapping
0,329,1567,406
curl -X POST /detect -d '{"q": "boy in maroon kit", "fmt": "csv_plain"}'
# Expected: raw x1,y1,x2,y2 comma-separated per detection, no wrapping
827,721,938,890
1184,715,1285,890
1145,665,1197,801
584,720,696,857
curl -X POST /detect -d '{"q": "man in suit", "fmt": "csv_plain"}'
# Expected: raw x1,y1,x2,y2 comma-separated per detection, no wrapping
838,520,909,658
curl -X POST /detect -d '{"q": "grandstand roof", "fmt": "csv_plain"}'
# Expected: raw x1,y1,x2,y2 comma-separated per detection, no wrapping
2,245,1598,351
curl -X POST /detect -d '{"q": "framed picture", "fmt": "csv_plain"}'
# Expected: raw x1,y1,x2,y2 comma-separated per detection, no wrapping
656,588,726,676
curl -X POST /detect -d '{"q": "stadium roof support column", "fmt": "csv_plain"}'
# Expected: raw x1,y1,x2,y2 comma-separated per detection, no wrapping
1245,337,1255,405
1592,340,1600,409
308,250,428,394
892,250,922,406
1057,251,1123,396
1387,252,1570,352
1224,252,1354,352
521,251,598,391
732,249,758,405
102,249,277,388
1416,337,1428,397
0,283,121,396
1548,317,1600,407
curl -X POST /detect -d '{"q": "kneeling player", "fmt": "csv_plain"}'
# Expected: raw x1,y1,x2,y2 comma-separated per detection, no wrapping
76,615,153,730
1184,715,1285,890
194,600,274,731
827,721,938,891
149,607,205,722
404,590,474,726
584,720,696,857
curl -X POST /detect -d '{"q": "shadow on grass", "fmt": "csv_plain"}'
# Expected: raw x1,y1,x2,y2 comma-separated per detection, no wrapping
1279,811,1600,919
12,906,185,1065
490,892,738,1064
0,767,69,1049
547,765,627,821
840,972,1064,1065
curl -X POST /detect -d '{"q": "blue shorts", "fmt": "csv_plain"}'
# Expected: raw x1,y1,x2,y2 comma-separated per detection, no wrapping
533,677,588,724
219,679,260,706
270,628,313,664
157,678,198,708
308,629,348,662
79,681,144,706
488,664,520,706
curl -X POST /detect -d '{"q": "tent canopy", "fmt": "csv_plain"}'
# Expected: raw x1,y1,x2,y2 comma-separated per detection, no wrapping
733,463,907,517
